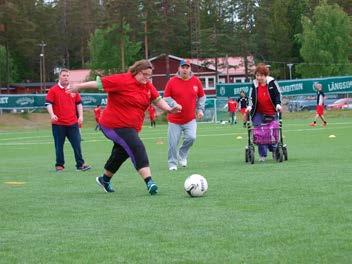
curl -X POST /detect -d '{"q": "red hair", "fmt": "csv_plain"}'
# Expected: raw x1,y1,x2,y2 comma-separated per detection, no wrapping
254,63,269,76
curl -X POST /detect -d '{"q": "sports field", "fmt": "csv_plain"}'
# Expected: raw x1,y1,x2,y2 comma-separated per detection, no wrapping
0,112,351,263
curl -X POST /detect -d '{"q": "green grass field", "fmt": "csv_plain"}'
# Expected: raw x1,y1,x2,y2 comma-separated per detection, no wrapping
0,112,351,263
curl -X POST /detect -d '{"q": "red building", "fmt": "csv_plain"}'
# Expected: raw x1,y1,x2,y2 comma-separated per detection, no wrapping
0,69,90,94
189,56,255,83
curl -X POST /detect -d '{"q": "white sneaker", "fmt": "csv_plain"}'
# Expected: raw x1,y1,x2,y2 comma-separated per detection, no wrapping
259,156,266,162
179,159,187,167
169,166,177,171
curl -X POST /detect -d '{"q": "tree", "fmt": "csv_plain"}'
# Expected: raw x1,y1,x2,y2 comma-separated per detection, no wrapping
296,1,352,77
0,45,18,83
253,0,295,78
88,23,141,75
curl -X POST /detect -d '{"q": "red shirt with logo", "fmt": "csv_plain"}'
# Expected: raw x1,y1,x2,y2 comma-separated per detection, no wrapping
164,75,205,124
228,99,237,112
45,84,82,125
99,72,159,131
256,83,275,115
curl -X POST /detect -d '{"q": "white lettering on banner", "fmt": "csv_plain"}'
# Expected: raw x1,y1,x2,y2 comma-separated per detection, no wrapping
82,96,97,105
101,98,107,105
233,87,249,95
16,97,34,106
0,97,9,104
280,83,303,93
220,87,225,96
328,81,352,92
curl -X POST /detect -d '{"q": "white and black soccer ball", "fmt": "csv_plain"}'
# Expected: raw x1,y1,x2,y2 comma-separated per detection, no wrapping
184,174,208,197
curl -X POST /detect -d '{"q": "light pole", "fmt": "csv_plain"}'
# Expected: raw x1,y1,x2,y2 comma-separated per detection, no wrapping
39,53,43,93
287,63,293,80
38,41,47,93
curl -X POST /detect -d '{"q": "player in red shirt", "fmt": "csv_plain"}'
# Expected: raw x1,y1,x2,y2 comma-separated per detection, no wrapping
45,68,91,172
164,59,206,171
68,60,182,194
148,105,156,127
237,90,249,127
227,97,238,125
246,63,282,162
94,104,102,131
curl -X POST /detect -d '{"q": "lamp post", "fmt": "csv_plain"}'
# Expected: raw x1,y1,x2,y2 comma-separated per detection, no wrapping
287,63,293,80
39,53,43,93
38,41,47,93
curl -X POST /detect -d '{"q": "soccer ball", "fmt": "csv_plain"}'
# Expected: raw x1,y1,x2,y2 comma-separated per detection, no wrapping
184,174,208,197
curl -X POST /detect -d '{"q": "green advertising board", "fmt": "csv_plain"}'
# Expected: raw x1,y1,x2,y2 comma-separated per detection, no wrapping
0,93,108,109
216,76,352,97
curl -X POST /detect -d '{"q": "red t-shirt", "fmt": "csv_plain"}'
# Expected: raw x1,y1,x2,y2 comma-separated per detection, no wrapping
228,100,237,112
94,107,102,123
99,72,160,131
256,83,275,115
164,75,205,124
45,84,81,125
148,106,156,120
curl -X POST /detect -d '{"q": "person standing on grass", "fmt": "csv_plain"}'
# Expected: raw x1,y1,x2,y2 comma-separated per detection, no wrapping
45,68,91,172
163,59,206,171
246,63,282,162
148,105,156,128
227,97,238,125
67,59,182,194
237,90,249,128
309,83,327,127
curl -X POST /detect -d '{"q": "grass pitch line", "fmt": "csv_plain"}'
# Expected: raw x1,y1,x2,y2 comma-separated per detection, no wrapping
1,123,351,146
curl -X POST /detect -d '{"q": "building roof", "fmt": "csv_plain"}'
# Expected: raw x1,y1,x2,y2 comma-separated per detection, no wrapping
69,69,91,84
188,56,255,76
150,54,254,76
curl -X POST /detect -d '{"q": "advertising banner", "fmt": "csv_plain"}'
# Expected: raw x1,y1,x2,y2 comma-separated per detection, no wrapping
216,76,352,97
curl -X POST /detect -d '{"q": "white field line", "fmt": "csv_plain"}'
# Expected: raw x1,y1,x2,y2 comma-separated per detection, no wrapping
0,123,351,146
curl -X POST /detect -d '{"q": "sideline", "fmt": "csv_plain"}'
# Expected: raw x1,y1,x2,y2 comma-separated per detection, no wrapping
0,122,351,146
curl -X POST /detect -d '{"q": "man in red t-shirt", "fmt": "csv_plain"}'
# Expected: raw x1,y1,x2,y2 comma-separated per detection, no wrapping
94,104,102,131
68,60,182,194
164,59,206,171
45,69,91,172
227,97,238,125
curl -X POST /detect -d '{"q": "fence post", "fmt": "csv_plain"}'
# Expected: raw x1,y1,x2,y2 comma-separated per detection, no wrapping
214,98,217,123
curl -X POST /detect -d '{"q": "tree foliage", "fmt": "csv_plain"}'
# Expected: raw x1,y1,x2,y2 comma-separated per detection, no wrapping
0,45,18,83
296,1,352,77
0,0,351,83
89,23,141,75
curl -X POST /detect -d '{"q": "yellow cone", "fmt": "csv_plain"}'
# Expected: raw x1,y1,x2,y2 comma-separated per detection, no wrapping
5,181,26,186
329,135,336,138
236,136,243,139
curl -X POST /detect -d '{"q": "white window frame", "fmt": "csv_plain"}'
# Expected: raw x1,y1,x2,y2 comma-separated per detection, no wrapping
199,76,216,90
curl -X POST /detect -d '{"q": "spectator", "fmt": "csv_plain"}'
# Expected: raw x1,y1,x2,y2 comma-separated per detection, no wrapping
45,68,91,172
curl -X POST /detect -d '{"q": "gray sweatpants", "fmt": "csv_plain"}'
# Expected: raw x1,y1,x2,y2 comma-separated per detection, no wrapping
167,119,197,168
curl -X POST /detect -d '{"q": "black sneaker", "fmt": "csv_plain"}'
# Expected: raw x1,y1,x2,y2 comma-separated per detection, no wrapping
146,180,158,195
96,176,115,193
76,164,92,171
